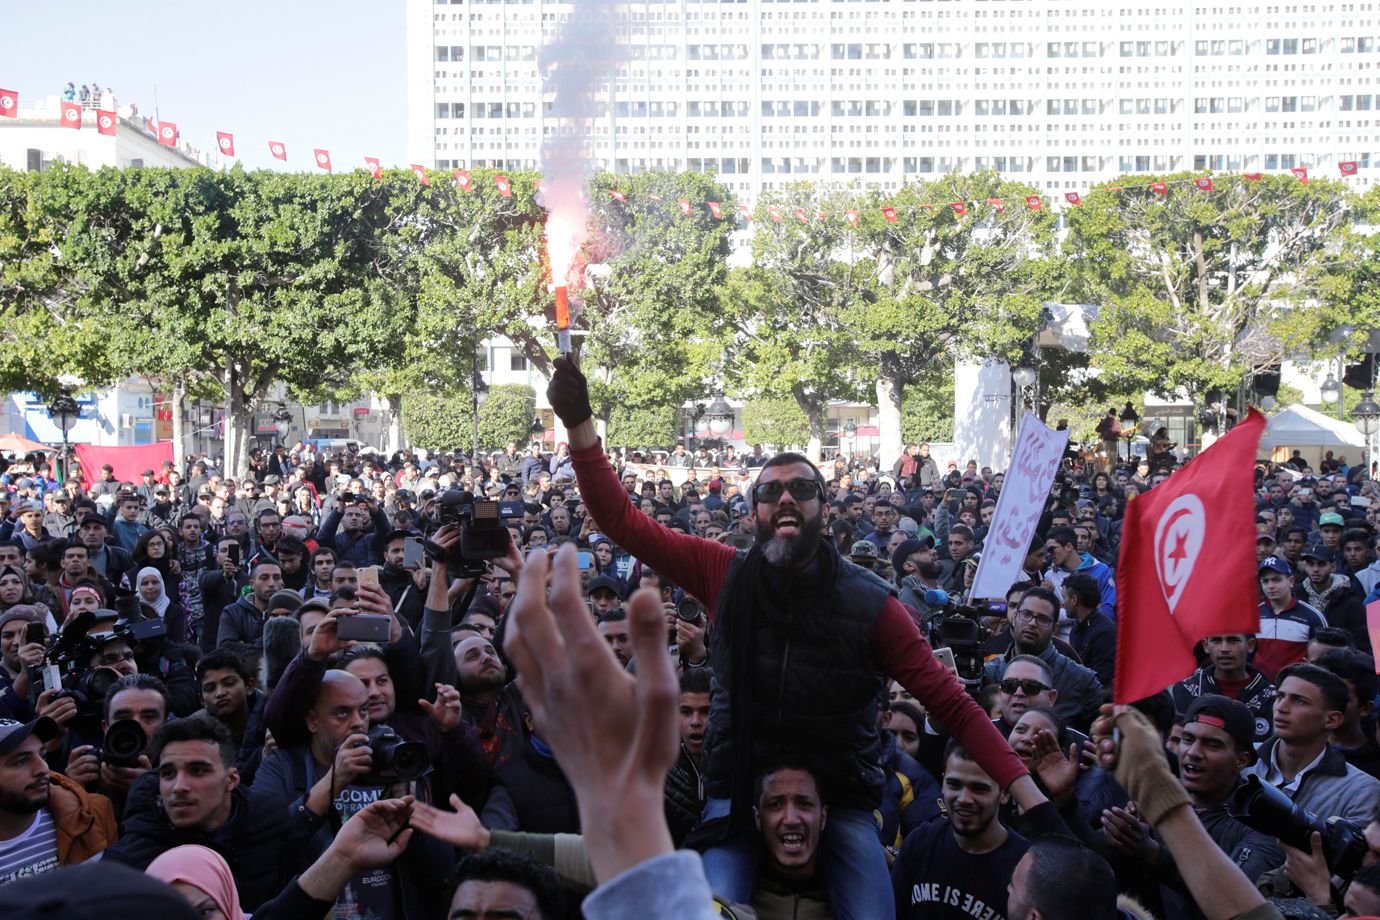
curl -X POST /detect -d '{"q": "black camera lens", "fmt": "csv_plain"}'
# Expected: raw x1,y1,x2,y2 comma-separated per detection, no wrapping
387,740,429,782
101,719,148,768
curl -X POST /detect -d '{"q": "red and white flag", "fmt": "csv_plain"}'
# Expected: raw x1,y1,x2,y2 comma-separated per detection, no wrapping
365,157,382,179
678,198,692,216
1025,195,1043,210
950,202,967,216
768,207,782,222
315,149,333,172
1195,177,1214,192
495,176,513,196
882,208,898,222
608,189,625,202
738,205,754,221
988,198,1004,214
0,89,17,119
816,210,826,222
216,132,235,156
454,170,471,191
1340,161,1359,176
157,122,178,146
846,210,859,226
1113,409,1266,703
96,111,116,137
1291,167,1310,184
1151,183,1169,195
793,209,809,224
60,101,82,130
919,204,934,211
1242,172,1263,181
537,180,548,194
269,141,287,161
646,194,664,201
708,201,723,219
410,164,429,185
1064,192,1082,206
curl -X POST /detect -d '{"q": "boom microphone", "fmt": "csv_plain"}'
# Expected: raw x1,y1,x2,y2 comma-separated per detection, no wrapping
923,588,950,607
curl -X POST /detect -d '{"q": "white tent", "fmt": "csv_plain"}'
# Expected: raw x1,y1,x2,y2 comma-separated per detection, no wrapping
1265,404,1366,449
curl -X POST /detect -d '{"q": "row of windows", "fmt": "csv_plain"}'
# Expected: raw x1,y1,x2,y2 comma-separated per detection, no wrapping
689,44,752,59
1342,38,1378,53
1048,156,1102,172
1194,97,1247,113
1339,94,1375,110
617,101,682,116
1264,37,1323,54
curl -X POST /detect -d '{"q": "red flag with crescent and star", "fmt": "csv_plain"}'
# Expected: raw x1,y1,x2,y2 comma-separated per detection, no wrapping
454,170,472,191
882,208,898,222
410,164,429,185
1341,161,1359,176
269,141,287,161
216,132,234,156
0,89,17,119
846,210,859,226
96,111,116,137
738,205,754,221
1025,195,1043,210
609,190,625,202
708,202,723,219
60,101,82,130
495,176,513,196
1113,409,1266,702
1291,167,1310,184
365,158,382,179
314,150,333,172
1195,177,1214,192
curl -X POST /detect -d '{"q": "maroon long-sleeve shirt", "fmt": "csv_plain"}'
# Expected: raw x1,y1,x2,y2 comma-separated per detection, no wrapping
572,442,1029,790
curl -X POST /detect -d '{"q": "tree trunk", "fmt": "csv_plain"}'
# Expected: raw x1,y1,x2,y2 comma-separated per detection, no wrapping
385,394,405,456
223,364,240,479
876,355,905,471
170,385,188,473
792,385,825,462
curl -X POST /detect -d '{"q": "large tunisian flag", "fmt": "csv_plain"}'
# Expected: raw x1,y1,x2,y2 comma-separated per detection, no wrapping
1113,408,1266,703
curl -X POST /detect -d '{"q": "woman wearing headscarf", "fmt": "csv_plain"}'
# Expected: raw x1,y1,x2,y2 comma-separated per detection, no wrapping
0,565,57,632
134,566,188,645
125,529,182,603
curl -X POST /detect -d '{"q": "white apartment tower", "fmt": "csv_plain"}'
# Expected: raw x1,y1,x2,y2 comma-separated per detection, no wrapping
407,0,1380,197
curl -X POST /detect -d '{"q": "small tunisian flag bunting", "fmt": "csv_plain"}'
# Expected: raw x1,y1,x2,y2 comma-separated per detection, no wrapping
708,202,723,219
494,176,513,197
738,205,754,221
1113,408,1266,703
678,198,693,216
816,210,826,222
157,122,178,147
0,89,17,119
537,181,548,194
1243,173,1263,180
1151,183,1169,195
314,150,332,172
919,204,934,211
647,195,664,201
454,170,471,191
1291,167,1310,184
988,199,1004,214
846,210,859,226
1195,177,1214,192
768,207,782,222
411,164,430,185
1065,192,1082,206
216,132,235,156
269,141,287,161
1340,161,1359,176
882,208,898,222
364,158,381,179
60,101,82,129
96,111,116,137
794,209,809,224
608,190,625,202
1026,196,1043,210
950,202,967,216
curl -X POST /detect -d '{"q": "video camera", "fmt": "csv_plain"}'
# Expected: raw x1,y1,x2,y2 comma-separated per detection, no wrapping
101,719,148,768
921,588,1003,691
425,489,522,577
352,724,431,787
1230,775,1368,880
27,611,124,730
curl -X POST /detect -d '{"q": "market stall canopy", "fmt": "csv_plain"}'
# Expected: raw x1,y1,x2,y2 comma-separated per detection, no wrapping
1264,404,1366,449
0,434,56,454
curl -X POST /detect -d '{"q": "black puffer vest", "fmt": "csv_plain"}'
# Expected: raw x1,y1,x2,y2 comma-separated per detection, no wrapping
703,549,895,811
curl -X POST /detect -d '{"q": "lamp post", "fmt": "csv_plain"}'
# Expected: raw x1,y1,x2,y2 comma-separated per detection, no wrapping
1119,402,1140,468
46,392,80,485
704,395,734,452
272,405,292,445
843,419,858,461
472,343,489,463
1354,390,1380,476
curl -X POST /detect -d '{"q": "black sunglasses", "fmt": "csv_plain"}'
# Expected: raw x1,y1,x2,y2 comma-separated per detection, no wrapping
753,479,823,504
999,678,1051,696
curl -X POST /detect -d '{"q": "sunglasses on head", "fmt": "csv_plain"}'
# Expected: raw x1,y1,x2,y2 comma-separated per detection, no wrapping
753,479,823,504
999,678,1051,696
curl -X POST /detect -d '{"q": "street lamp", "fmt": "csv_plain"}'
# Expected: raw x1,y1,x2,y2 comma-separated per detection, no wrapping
704,395,734,438
1011,363,1037,389
1321,372,1340,405
46,392,80,484
843,419,858,459
1119,402,1140,467
272,405,292,443
1355,391,1380,474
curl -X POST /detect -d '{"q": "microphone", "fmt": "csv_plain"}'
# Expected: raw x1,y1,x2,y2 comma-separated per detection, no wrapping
923,588,950,607
261,616,301,692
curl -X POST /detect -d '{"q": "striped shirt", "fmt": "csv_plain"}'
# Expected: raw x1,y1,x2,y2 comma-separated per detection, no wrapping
0,807,58,885
1255,599,1327,683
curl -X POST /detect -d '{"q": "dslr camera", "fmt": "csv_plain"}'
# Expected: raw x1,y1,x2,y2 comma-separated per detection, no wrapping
1230,775,1368,880
28,611,128,730
352,725,431,786
101,719,148,768
921,588,1001,691
426,490,522,577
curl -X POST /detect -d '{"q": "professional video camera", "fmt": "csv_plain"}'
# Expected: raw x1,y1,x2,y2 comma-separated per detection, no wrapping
424,489,522,577
28,611,124,730
920,588,1004,691
352,724,431,787
1230,775,1368,880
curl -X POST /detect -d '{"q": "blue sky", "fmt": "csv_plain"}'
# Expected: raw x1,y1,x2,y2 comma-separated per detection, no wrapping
3,0,407,171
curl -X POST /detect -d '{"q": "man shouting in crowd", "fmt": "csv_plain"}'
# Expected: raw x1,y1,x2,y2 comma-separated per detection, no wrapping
547,356,1047,920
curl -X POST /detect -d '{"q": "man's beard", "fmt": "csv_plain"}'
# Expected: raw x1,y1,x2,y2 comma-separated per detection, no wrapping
915,561,944,580
0,787,47,815
755,508,826,568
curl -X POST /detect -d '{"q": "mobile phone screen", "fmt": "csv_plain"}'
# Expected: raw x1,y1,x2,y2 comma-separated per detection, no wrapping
577,552,592,570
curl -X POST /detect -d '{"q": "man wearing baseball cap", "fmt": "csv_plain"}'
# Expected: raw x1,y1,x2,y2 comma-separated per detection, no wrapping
1255,557,1328,682
1105,695,1285,907
0,716,116,882
1255,522,1277,565
1298,545,1369,654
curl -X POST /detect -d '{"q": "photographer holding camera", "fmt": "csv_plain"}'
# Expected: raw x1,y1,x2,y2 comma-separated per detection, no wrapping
61,673,168,821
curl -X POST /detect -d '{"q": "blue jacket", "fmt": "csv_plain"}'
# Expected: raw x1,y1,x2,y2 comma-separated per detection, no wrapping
1075,553,1117,620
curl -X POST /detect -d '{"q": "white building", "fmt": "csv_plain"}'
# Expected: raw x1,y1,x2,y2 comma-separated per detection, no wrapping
0,96,216,172
408,0,1379,198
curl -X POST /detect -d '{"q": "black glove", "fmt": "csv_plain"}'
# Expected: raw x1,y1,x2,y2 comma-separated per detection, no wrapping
547,356,593,429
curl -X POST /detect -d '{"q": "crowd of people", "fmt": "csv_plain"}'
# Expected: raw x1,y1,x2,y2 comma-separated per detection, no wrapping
0,381,1374,920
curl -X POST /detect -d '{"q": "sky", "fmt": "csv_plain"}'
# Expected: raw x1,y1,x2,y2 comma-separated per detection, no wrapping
3,0,408,172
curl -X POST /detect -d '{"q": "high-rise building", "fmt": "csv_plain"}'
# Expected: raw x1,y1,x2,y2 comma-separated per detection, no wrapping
408,1,1376,198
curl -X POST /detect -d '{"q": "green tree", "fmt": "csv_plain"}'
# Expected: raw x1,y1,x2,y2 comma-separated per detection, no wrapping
606,405,679,449
740,396,811,450
901,369,956,444
402,383,537,452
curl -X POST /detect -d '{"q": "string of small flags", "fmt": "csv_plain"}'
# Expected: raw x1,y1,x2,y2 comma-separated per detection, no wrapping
1,85,1355,226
